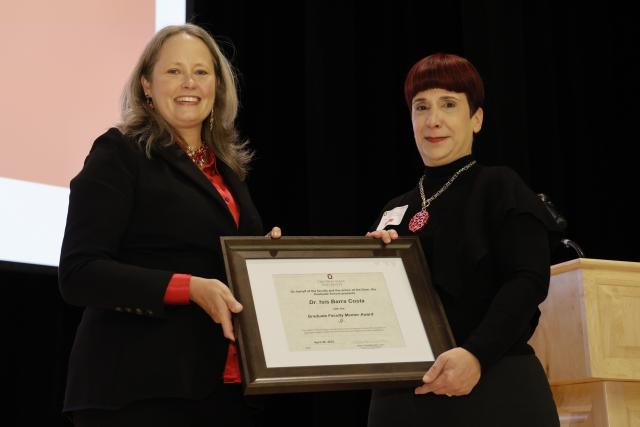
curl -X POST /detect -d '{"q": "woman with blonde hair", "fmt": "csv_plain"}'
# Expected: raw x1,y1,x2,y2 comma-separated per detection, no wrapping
59,23,279,426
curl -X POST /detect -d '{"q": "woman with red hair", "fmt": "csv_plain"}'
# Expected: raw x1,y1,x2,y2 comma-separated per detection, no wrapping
366,53,560,426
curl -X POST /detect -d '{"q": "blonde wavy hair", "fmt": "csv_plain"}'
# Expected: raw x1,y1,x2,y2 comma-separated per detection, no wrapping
119,24,252,179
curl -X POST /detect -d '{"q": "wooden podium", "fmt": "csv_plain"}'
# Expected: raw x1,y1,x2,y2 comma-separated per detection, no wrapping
529,258,640,426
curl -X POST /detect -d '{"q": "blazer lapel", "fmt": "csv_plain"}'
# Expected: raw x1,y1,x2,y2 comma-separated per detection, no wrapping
154,143,237,228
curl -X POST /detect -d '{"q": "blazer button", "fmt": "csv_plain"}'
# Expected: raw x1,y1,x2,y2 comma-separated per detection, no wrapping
115,307,123,312
124,307,132,313
135,308,143,315
146,309,154,316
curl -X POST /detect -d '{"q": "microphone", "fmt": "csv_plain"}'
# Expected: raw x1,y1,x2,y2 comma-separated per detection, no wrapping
537,193,585,259
537,193,568,231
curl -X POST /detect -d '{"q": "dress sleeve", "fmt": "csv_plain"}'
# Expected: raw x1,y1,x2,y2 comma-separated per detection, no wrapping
461,211,550,367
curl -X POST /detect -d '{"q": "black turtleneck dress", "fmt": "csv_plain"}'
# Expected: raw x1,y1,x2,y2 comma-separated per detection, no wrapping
367,155,560,427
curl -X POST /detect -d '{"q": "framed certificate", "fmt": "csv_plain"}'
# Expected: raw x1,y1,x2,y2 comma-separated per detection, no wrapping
221,236,454,395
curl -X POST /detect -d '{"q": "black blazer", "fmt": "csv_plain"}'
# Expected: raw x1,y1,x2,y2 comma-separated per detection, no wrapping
58,128,264,411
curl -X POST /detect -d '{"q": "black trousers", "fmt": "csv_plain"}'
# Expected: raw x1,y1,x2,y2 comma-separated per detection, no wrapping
368,354,559,427
72,384,264,427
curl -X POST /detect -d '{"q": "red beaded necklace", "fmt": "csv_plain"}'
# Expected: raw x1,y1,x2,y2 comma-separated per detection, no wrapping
184,144,214,170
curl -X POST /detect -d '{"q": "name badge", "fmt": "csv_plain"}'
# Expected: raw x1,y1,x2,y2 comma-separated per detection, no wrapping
376,205,408,231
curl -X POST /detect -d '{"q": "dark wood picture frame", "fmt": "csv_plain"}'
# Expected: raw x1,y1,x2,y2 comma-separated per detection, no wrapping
221,236,455,395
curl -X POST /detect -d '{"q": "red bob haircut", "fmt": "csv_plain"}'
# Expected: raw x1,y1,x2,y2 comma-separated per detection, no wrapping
404,53,484,115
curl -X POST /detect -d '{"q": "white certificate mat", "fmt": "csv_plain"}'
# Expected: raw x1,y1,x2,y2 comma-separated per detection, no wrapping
246,258,433,367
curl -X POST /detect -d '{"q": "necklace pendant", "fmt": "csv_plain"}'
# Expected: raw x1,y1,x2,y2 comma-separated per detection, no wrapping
408,209,429,233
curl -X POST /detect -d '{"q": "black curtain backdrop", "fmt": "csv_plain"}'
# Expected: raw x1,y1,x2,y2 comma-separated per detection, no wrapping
4,1,639,425
190,0,640,261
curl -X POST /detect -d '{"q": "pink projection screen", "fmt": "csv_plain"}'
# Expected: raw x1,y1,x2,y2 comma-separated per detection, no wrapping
0,0,185,267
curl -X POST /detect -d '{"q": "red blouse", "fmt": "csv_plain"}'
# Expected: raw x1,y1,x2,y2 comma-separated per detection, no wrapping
163,148,241,383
